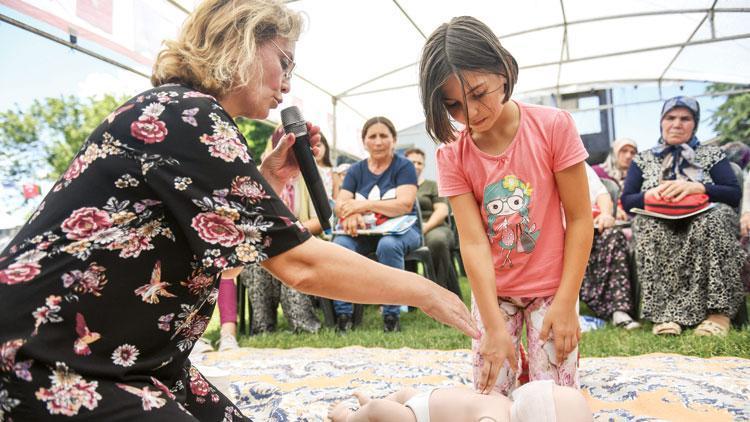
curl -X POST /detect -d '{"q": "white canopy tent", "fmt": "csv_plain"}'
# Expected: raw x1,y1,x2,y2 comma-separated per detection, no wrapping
3,0,750,157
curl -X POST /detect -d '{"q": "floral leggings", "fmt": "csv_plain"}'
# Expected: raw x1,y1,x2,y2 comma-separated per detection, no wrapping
471,295,579,396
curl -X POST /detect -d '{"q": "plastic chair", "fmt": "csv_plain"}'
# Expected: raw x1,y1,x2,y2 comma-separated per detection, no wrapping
404,200,437,283
448,212,466,278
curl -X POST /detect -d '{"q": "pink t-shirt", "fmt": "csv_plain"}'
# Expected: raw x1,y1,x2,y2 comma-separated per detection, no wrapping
437,102,588,297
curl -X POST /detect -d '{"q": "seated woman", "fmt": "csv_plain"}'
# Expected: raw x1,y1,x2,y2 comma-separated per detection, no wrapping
241,127,322,334
580,164,639,330
404,147,458,294
316,133,339,202
621,96,744,336
722,141,750,171
333,116,420,332
592,137,637,221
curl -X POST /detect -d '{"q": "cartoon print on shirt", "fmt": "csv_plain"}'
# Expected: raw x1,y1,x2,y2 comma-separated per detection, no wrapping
484,175,540,268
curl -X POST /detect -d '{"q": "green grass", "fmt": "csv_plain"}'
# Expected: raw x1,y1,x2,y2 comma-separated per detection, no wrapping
203,277,750,359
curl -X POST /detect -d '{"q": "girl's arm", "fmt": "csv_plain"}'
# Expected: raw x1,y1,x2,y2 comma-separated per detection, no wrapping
449,193,517,394
542,162,593,364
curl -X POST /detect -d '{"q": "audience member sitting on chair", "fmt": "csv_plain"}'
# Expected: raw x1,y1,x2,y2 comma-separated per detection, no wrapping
621,96,744,337
580,164,639,330
333,116,420,332
404,148,458,295
722,141,750,171
592,137,638,221
740,172,750,293
316,132,339,203
241,127,323,334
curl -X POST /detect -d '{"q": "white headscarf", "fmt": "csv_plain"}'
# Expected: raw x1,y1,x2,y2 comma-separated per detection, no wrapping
601,138,637,186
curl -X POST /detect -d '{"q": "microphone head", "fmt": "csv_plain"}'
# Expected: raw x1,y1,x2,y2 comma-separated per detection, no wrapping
281,106,304,129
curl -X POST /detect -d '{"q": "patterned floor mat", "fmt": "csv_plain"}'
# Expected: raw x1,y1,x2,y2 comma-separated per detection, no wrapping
191,347,750,421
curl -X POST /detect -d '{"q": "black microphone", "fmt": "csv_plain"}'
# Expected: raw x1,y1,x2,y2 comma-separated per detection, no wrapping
280,106,332,232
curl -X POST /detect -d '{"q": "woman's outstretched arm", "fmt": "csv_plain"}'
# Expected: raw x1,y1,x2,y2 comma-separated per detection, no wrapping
261,236,479,339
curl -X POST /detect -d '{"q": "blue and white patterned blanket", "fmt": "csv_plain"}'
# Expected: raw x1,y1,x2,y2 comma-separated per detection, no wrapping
192,347,750,421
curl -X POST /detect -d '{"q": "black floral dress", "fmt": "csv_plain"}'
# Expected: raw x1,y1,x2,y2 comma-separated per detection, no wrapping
0,85,310,421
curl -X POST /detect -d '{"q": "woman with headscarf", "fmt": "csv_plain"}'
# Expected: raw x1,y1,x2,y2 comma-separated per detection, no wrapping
580,164,639,330
621,96,744,337
593,138,638,189
722,141,750,171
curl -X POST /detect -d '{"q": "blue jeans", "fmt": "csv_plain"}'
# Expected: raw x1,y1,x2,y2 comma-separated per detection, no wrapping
333,225,421,317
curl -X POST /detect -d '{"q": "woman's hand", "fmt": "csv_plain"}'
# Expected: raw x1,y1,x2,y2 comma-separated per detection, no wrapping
418,285,480,343
259,122,321,194
339,200,370,219
647,180,705,202
342,213,366,236
593,213,615,233
615,206,629,222
475,327,517,394
540,300,580,365
741,212,750,237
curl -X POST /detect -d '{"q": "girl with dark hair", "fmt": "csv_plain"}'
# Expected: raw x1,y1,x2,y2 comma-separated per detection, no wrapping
419,16,593,397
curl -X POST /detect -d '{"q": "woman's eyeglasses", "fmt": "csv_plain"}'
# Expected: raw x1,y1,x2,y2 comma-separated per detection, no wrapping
270,40,295,80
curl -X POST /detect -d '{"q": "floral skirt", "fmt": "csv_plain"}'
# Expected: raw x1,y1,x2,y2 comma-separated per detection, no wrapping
633,204,746,326
580,228,634,320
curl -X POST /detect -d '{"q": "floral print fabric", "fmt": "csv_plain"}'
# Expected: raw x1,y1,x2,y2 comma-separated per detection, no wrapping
0,84,310,420
471,295,579,396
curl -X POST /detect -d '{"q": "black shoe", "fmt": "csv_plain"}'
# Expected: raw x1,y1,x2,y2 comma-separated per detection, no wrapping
383,314,400,332
336,314,352,332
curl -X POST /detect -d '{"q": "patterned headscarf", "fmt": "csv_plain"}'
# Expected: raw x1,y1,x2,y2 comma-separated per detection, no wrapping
651,96,703,182
601,138,637,186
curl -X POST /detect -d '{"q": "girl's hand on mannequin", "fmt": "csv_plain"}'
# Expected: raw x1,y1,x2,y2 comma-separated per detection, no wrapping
476,327,517,394
540,300,580,365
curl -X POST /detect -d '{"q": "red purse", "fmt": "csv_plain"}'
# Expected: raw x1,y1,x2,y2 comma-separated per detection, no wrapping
644,193,709,216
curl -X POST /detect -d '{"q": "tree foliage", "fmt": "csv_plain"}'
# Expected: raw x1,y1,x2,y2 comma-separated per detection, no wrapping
707,83,750,145
0,94,127,183
235,117,275,162
0,96,278,185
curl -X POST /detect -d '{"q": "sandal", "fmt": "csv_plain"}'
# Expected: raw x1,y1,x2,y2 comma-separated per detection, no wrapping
694,319,730,337
613,312,642,331
616,319,642,331
652,321,682,336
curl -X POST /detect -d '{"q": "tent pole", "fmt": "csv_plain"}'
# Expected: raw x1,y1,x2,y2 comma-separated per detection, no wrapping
331,96,338,165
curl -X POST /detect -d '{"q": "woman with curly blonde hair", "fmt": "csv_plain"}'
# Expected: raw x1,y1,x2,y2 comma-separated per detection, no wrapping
0,1,476,420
